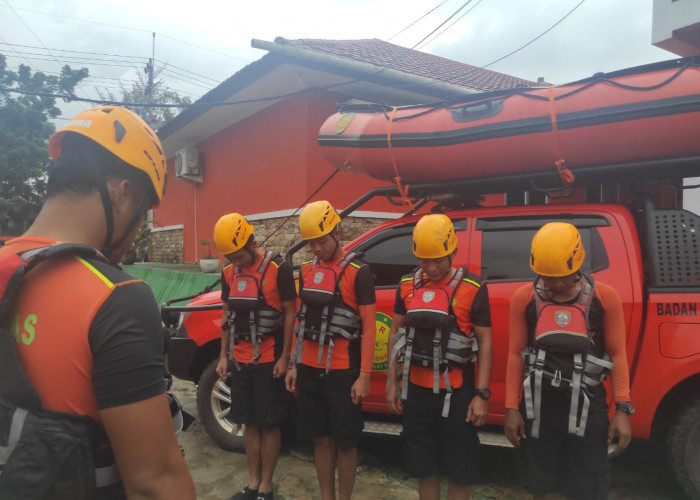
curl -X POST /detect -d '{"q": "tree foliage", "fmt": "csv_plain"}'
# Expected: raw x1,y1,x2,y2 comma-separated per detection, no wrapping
0,54,88,235
96,64,191,131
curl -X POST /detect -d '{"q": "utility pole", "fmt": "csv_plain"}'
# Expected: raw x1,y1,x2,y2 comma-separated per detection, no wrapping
144,32,155,125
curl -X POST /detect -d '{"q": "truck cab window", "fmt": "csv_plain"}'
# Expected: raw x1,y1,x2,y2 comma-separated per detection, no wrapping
358,232,417,287
480,227,608,281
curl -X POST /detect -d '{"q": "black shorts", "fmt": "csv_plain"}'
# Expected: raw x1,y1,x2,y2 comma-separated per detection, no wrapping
295,365,364,450
401,382,481,485
519,390,610,500
229,362,288,428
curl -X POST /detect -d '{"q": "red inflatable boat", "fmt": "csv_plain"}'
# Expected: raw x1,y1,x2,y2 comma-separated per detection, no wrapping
318,58,700,185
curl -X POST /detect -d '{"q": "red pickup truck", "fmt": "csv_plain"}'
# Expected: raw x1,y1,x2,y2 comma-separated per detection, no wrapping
163,183,700,499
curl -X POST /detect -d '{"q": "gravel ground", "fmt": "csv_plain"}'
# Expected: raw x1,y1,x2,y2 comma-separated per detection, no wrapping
172,379,689,500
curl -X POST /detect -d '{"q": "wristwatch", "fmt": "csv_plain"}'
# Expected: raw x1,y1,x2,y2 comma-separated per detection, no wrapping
615,401,635,416
474,387,491,400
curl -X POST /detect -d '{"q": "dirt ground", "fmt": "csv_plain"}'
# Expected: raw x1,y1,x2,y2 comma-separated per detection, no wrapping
172,379,688,500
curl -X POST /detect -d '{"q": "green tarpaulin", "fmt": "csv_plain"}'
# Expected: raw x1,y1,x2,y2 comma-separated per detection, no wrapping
122,265,221,307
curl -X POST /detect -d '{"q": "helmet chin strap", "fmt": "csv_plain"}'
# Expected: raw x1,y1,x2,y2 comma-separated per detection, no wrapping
98,183,115,255
98,182,144,258
330,231,341,259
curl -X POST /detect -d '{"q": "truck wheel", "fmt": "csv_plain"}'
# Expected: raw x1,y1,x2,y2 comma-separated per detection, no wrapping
196,359,244,451
667,395,700,499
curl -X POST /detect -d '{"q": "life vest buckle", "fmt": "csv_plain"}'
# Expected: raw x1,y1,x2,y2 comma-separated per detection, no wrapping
551,369,562,388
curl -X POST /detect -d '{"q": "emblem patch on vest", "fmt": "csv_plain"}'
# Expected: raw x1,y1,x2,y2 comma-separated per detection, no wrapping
555,310,571,327
422,291,435,303
237,281,247,292
314,272,324,285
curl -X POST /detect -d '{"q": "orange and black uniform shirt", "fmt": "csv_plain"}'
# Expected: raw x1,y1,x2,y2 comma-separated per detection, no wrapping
221,253,296,364
394,269,491,390
505,280,631,410
1,236,167,424
295,252,376,371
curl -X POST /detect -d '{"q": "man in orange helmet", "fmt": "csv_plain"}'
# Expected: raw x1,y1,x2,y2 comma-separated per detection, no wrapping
504,222,633,500
0,106,195,499
213,213,296,500
386,214,492,500
285,200,376,500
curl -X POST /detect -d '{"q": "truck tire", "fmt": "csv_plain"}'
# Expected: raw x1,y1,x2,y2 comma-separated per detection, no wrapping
667,395,700,500
196,359,244,451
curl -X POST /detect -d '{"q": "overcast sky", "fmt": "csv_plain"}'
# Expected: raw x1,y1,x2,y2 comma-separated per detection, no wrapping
0,0,674,116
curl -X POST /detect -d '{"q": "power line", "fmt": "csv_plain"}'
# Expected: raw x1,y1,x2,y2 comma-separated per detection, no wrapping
482,0,587,69
2,56,208,101
1,4,252,63
415,0,485,51
1,85,310,109
0,41,147,60
3,0,90,109
0,41,221,85
410,0,476,50
2,49,149,66
156,64,218,88
155,67,214,90
387,1,449,42
0,35,32,67
2,0,62,72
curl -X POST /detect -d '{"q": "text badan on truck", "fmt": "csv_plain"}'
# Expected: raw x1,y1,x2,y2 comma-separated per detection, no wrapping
163,178,700,499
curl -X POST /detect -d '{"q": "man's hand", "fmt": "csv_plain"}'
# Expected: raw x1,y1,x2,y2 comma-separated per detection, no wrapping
504,408,526,447
608,411,632,455
350,372,371,405
385,380,403,415
273,354,290,378
215,356,229,379
285,366,297,393
467,394,488,427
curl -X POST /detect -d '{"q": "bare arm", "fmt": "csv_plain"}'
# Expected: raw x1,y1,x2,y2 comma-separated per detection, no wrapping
504,287,529,446
467,324,492,426
273,299,296,377
100,394,195,500
351,303,376,404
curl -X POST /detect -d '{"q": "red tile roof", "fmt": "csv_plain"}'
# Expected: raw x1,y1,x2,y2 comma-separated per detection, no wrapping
278,37,541,91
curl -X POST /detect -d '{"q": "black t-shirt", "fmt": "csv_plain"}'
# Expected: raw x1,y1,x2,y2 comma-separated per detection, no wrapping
88,260,167,410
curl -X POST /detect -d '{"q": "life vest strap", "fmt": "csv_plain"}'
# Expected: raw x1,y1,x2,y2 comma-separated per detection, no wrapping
0,406,27,467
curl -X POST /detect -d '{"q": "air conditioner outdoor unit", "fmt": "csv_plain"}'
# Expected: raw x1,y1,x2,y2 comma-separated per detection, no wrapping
174,148,202,182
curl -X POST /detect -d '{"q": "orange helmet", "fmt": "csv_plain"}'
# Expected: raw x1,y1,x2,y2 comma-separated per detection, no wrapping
412,214,457,259
530,222,585,277
299,201,341,240
49,106,166,206
213,213,254,255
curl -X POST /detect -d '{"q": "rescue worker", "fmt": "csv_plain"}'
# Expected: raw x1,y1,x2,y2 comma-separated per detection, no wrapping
213,213,297,500
504,222,634,500
386,214,493,500
0,106,195,499
284,200,376,500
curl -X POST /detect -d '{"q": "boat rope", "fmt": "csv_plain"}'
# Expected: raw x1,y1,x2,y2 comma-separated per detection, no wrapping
387,106,416,211
548,85,575,187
